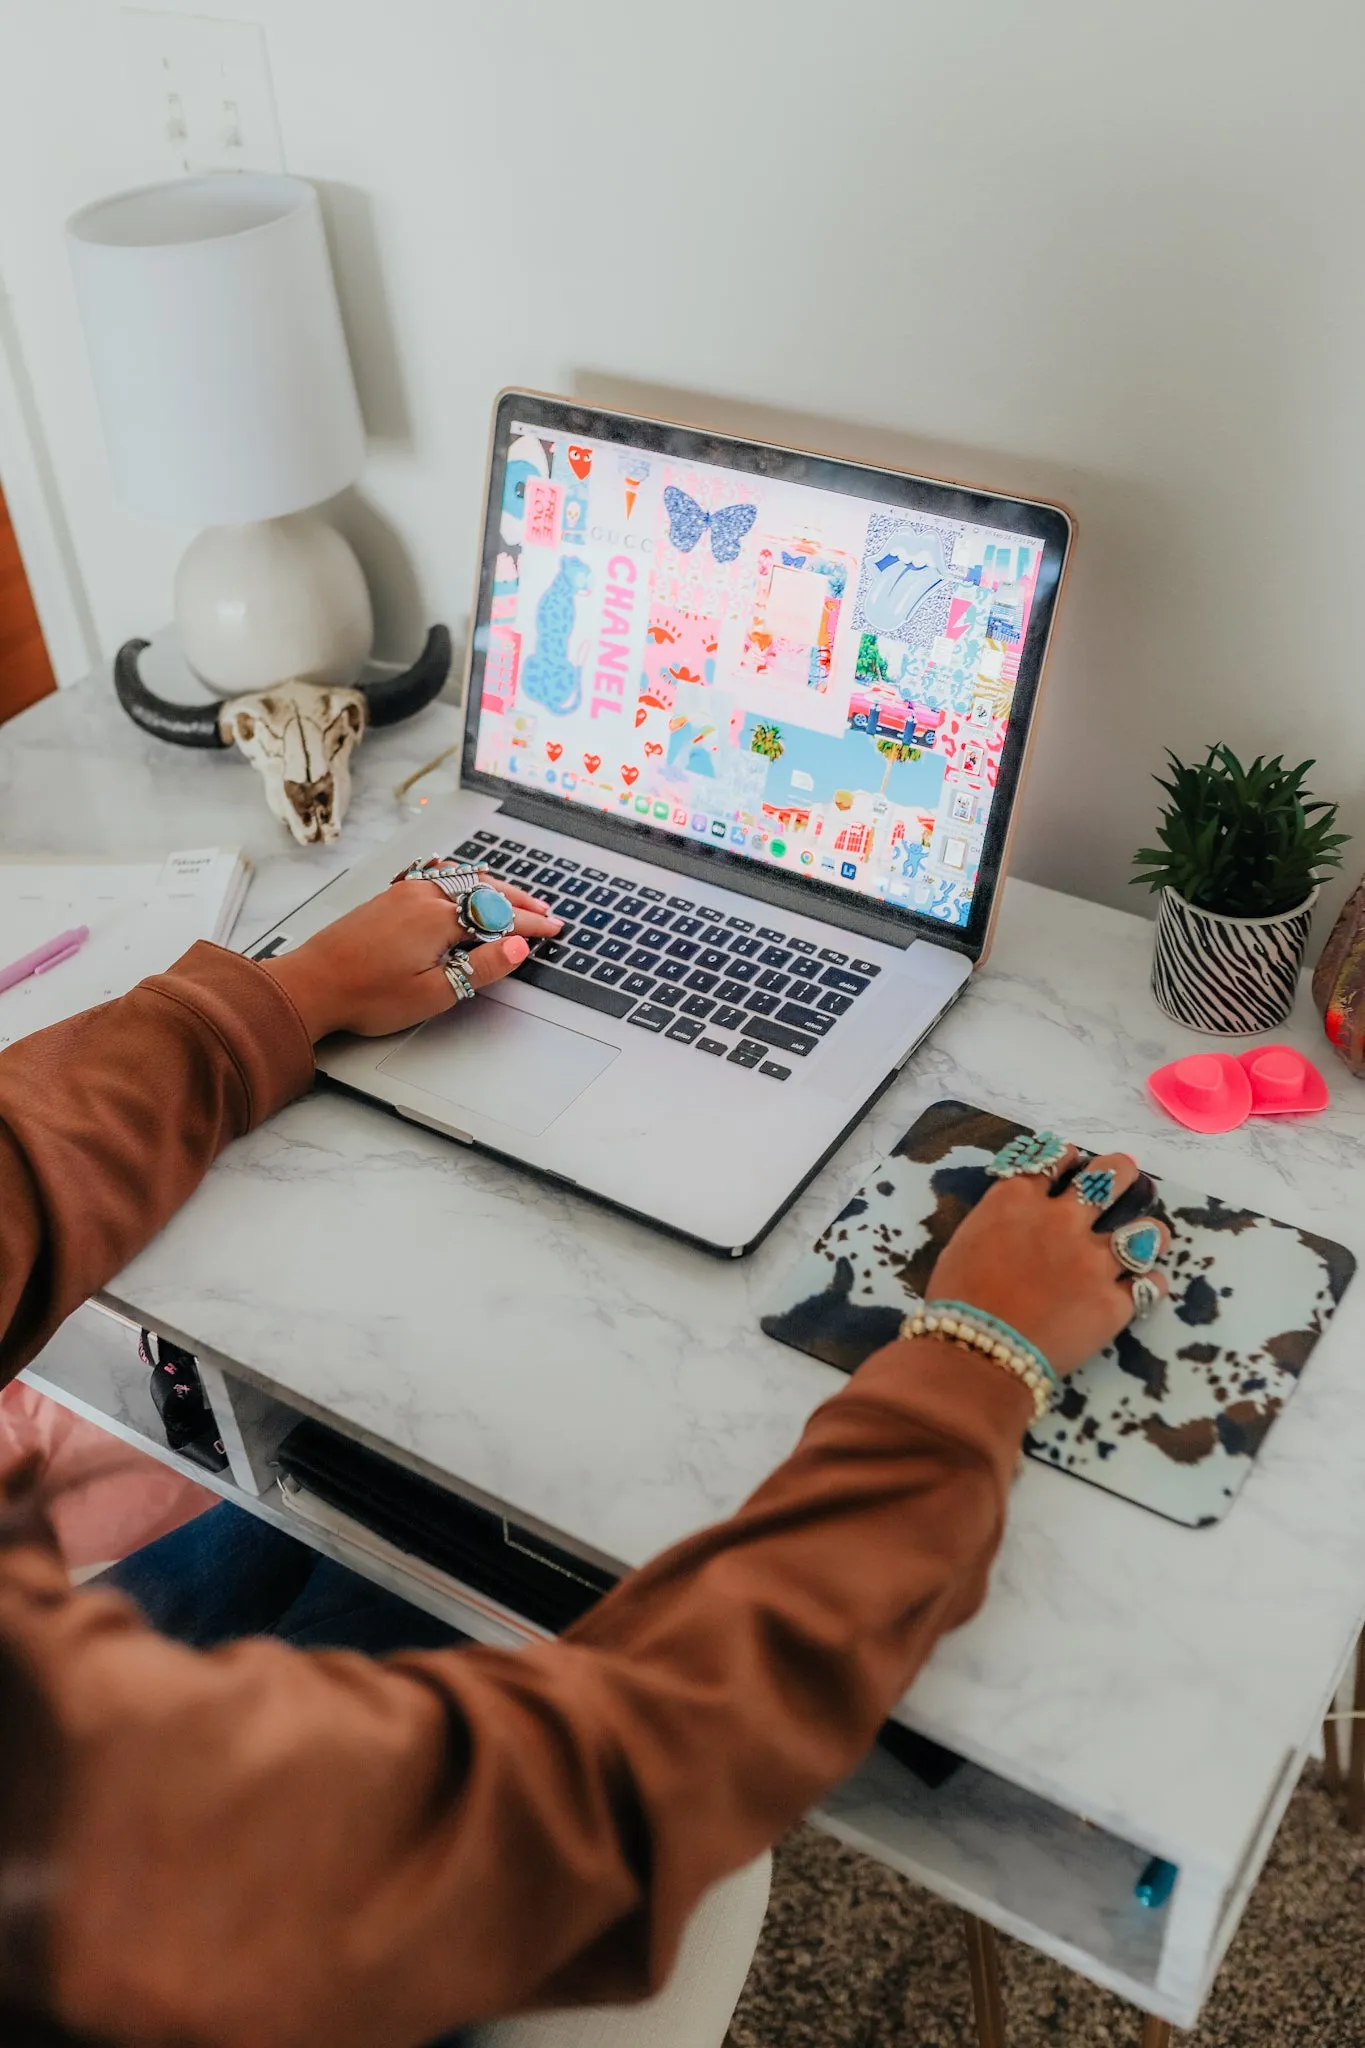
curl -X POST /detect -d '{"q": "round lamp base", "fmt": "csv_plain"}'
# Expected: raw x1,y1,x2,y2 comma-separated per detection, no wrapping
174,510,373,695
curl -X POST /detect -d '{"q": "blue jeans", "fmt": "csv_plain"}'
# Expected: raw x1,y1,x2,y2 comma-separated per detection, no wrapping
103,1503,470,2045
104,1499,466,1654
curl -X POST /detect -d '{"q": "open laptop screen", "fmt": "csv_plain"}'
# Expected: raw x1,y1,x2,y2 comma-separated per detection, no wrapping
463,393,1071,957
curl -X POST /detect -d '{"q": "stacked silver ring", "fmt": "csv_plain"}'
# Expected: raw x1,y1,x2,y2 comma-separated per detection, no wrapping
395,857,483,909
431,865,484,909
442,947,477,1002
1128,1274,1163,1321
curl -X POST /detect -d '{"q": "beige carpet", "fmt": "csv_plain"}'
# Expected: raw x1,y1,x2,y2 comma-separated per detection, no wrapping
727,1765,1365,2046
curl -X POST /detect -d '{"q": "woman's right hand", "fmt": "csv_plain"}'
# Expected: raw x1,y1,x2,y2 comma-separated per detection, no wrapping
261,877,561,1042
925,1149,1169,1377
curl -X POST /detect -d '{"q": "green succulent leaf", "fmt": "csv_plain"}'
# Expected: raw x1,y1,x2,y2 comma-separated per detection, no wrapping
1130,745,1347,919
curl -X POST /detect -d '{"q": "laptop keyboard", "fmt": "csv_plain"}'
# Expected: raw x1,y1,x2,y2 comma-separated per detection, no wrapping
449,830,881,1080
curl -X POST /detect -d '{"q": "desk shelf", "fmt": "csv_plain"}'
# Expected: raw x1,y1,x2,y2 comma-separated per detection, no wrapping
816,1744,1172,2013
21,1300,234,1496
22,1304,551,1652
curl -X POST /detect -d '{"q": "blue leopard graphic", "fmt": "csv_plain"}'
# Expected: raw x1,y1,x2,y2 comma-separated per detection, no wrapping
522,556,592,714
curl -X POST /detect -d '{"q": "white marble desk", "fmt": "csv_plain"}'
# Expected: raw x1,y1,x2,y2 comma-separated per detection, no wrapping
9,672,1365,2033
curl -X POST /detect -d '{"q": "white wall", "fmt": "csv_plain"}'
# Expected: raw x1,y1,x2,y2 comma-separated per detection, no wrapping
2,0,1362,924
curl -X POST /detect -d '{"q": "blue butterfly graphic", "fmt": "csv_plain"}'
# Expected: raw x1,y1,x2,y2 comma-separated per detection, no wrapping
663,486,757,564
781,550,806,568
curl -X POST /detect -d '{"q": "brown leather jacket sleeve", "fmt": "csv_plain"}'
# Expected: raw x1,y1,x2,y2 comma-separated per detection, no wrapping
0,942,313,1382
0,943,1030,2048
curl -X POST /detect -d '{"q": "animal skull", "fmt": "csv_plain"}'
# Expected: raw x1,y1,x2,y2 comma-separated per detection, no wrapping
111,626,452,847
224,680,366,845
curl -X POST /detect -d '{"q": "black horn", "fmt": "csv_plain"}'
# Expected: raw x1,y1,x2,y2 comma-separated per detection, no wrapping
359,625,451,728
113,640,229,749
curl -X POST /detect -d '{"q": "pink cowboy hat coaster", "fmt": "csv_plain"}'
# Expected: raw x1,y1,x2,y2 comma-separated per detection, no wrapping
1148,1045,1329,1131
1148,1053,1252,1133
1235,1044,1329,1116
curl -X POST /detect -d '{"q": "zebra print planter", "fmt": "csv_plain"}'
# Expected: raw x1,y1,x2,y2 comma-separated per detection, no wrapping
1151,887,1318,1035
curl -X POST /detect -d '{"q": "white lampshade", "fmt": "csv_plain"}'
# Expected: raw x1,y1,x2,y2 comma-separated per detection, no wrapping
67,173,365,526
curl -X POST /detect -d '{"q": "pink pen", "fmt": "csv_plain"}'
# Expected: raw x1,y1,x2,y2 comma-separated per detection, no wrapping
0,926,91,995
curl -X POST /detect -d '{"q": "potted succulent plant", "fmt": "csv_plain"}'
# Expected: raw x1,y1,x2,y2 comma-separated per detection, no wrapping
1132,746,1347,1034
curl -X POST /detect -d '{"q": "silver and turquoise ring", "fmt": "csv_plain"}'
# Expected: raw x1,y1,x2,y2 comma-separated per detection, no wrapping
454,881,518,943
1074,1166,1118,1209
398,858,517,944
1128,1273,1163,1320
442,947,477,1003
985,1129,1068,1180
1111,1218,1164,1276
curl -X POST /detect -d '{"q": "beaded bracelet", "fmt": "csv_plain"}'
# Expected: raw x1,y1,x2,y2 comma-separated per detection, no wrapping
900,1299,1059,1421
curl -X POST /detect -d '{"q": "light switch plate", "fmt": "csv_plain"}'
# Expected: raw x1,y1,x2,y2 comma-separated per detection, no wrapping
122,9,284,176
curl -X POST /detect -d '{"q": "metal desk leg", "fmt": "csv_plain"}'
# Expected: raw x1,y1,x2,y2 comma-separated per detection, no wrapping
1324,1708,1343,1797
963,1913,1007,2048
1140,2019,1173,2048
1347,1634,1365,1833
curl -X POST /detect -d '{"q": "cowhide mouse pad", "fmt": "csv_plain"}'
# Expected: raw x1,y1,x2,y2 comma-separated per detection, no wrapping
760,1099,1355,1527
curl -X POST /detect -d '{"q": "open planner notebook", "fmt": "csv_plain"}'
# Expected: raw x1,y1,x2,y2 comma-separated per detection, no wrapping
0,849,250,1050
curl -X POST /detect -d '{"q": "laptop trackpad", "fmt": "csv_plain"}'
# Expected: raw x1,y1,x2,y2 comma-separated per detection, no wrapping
376,999,618,1136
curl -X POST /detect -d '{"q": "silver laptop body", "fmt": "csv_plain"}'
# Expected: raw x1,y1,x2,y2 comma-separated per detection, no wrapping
252,394,1071,1255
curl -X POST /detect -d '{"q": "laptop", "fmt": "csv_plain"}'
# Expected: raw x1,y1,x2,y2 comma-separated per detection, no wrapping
250,392,1071,1255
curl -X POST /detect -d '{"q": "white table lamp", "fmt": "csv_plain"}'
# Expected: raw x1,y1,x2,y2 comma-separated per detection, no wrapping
67,173,373,693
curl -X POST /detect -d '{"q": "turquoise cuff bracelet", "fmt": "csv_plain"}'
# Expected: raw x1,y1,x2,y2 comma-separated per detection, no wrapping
901,1299,1059,1421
